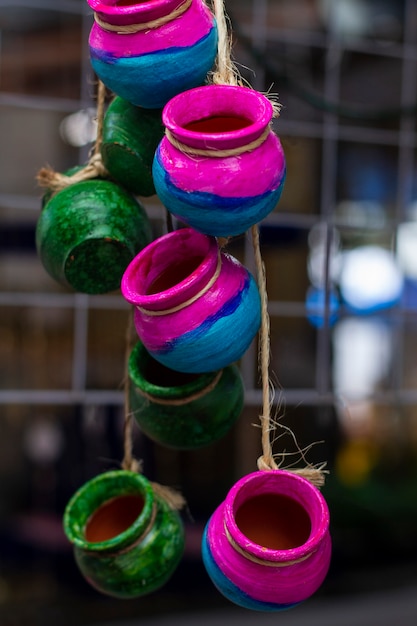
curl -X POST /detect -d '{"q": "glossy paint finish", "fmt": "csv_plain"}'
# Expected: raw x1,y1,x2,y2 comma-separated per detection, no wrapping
120,228,261,373
202,470,331,611
128,340,244,449
87,0,218,108
63,470,184,598
36,179,152,294
153,84,286,236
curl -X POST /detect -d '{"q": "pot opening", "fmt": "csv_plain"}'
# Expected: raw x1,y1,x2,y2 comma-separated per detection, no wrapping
85,494,145,543
235,493,311,550
144,354,200,387
146,254,205,295
113,1,148,6
184,116,253,135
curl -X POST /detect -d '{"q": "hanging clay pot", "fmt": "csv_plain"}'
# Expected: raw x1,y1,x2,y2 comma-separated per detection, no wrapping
86,0,218,109
101,97,164,197
152,84,286,237
121,228,261,373
63,470,185,598
202,469,331,611
128,340,244,449
36,179,152,294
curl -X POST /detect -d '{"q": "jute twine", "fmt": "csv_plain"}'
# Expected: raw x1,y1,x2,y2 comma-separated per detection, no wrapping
209,0,325,487
135,369,223,407
251,226,326,488
165,126,270,158
224,525,314,567
94,0,192,34
36,80,109,194
122,308,186,511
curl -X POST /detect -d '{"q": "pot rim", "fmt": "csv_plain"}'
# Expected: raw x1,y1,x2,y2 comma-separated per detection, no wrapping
63,470,154,553
128,340,218,398
87,0,184,25
162,84,273,151
224,469,330,564
121,228,218,311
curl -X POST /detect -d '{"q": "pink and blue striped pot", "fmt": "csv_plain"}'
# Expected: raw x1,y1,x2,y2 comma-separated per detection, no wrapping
152,84,286,236
202,470,331,611
86,0,218,109
120,228,261,374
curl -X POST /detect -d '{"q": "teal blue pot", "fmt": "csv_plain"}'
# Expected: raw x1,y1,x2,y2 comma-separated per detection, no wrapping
128,341,244,449
101,97,164,197
63,470,185,599
36,179,152,294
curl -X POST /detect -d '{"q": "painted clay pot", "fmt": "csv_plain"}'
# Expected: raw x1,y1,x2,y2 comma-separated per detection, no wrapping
101,96,164,197
87,0,218,109
36,179,152,294
202,470,331,611
63,470,185,598
152,84,286,236
128,340,244,449
121,228,261,373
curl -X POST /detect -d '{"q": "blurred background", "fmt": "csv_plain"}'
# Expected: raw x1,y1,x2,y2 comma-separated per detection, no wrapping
1,0,417,624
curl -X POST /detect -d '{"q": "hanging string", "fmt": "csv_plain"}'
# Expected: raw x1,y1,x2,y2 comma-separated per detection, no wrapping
250,225,274,471
209,0,325,486
210,0,241,86
36,80,109,193
251,227,326,488
121,307,187,509
121,307,142,474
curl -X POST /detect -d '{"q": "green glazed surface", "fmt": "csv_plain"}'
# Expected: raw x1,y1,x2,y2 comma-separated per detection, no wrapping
128,341,244,449
36,179,152,294
101,97,164,197
63,470,185,599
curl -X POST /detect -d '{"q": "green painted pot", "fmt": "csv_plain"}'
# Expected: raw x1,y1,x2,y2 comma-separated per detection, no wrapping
128,341,244,450
101,97,164,197
63,470,185,599
36,179,152,294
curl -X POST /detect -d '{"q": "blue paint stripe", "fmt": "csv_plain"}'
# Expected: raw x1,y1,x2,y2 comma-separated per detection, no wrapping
152,275,261,372
153,152,286,236
90,27,218,108
202,525,298,612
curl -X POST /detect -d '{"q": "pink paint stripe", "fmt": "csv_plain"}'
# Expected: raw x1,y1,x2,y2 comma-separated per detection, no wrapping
157,132,286,197
89,1,215,56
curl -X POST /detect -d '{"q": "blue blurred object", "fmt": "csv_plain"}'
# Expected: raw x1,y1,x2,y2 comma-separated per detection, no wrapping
306,286,340,328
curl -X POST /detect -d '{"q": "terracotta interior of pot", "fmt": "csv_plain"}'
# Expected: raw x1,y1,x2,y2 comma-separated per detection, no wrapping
84,494,144,543
144,353,200,387
184,116,253,134
146,255,204,295
235,493,311,550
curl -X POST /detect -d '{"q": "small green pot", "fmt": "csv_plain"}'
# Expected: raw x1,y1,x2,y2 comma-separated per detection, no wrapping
63,470,184,599
101,97,164,197
36,179,152,294
128,341,244,450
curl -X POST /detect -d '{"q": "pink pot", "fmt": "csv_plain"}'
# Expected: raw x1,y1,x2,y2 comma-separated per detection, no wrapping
202,469,331,610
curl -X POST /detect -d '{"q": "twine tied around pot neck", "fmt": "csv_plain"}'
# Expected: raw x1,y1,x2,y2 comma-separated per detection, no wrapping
94,0,193,34
36,80,109,194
